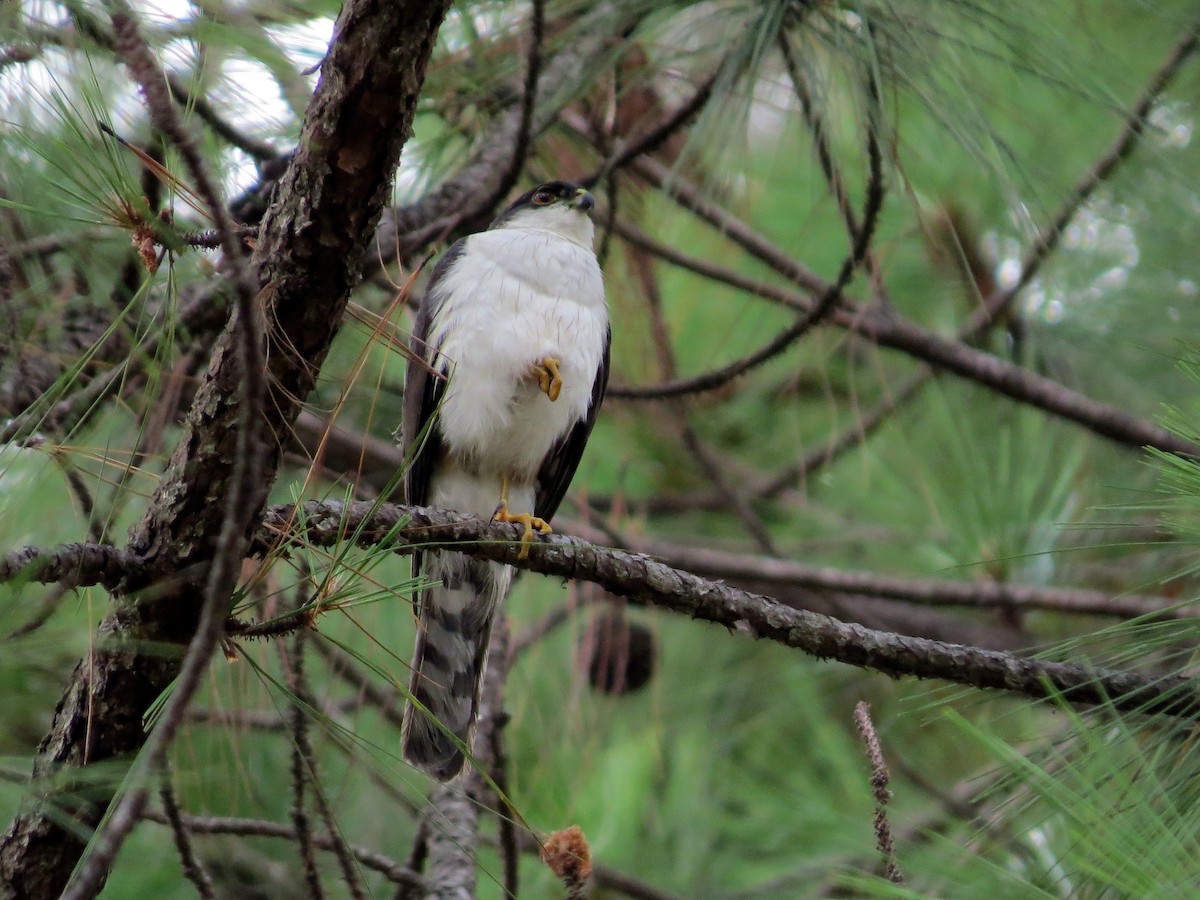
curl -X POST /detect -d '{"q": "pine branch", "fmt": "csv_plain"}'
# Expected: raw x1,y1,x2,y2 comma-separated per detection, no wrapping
250,500,1200,719
7,500,1196,718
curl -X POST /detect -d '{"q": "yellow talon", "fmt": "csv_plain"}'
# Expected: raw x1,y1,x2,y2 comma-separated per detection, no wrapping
535,356,563,402
493,501,552,559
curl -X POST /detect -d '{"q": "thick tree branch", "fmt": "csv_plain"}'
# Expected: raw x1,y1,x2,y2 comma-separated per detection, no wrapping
0,1,452,896
8,508,1189,626
258,501,1200,718
0,542,136,593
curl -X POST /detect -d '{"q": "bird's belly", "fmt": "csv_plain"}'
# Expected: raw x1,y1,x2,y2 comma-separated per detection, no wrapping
434,291,606,480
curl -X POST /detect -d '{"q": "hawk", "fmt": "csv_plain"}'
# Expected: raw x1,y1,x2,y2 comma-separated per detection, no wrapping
401,181,610,780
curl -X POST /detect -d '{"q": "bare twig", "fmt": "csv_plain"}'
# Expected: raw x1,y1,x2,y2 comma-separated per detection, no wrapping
3,584,71,642
629,239,778,553
778,30,892,306
394,817,429,900
165,71,279,162
291,630,368,900
140,810,426,890
583,68,722,185
286,633,327,900
974,16,1200,332
760,368,932,497
614,534,1197,622
593,63,886,401
159,775,215,899
312,638,407,732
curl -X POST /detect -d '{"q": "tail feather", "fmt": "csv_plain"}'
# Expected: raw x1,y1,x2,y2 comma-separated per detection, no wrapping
402,551,509,781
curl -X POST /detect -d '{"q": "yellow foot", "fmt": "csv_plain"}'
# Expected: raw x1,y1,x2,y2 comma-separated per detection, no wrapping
493,501,552,559
534,356,563,402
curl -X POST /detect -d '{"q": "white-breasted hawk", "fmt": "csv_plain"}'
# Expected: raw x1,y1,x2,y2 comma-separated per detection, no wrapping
401,180,610,780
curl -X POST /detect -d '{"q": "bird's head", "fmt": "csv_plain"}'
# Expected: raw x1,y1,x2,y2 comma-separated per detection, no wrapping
489,180,597,248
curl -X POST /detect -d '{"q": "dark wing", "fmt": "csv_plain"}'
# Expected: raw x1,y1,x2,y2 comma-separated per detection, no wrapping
403,239,467,510
534,327,611,522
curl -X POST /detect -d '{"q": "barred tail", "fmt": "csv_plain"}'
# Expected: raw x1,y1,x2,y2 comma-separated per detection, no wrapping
402,551,509,781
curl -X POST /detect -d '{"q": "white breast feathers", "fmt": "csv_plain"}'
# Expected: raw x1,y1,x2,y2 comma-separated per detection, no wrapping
428,227,608,481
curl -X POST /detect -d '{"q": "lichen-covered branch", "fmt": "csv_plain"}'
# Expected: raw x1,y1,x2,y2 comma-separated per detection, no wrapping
255,500,1200,718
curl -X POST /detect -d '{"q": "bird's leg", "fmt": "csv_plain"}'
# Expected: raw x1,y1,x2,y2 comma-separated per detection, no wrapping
492,475,551,560
533,356,563,402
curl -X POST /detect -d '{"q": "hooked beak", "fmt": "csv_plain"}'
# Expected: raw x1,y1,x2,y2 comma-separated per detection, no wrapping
573,187,595,213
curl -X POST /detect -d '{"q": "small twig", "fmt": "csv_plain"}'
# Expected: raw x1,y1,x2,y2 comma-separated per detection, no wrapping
165,71,279,162
853,701,903,885
159,773,215,899
630,239,779,553
508,597,586,663
393,818,429,900
311,637,407,731
286,631,327,900
184,707,289,730
590,863,685,900
297,649,368,900
977,16,1200,330
594,50,885,402
3,584,71,642
226,604,321,641
777,30,891,306
54,454,103,544
583,68,722,185
140,810,426,889
300,642,368,898
761,367,932,498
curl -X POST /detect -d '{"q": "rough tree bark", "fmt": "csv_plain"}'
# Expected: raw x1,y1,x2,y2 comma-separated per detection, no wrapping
0,1,452,897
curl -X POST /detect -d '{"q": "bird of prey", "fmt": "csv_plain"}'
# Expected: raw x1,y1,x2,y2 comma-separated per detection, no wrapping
401,180,610,780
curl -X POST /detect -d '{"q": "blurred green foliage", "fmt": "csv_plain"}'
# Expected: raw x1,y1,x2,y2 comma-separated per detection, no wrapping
5,1,1200,897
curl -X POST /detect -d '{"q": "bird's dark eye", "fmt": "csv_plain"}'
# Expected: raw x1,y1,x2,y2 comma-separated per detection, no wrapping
532,190,554,205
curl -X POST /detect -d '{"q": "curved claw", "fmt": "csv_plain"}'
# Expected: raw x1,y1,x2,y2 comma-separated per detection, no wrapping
535,357,563,402
493,501,552,559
